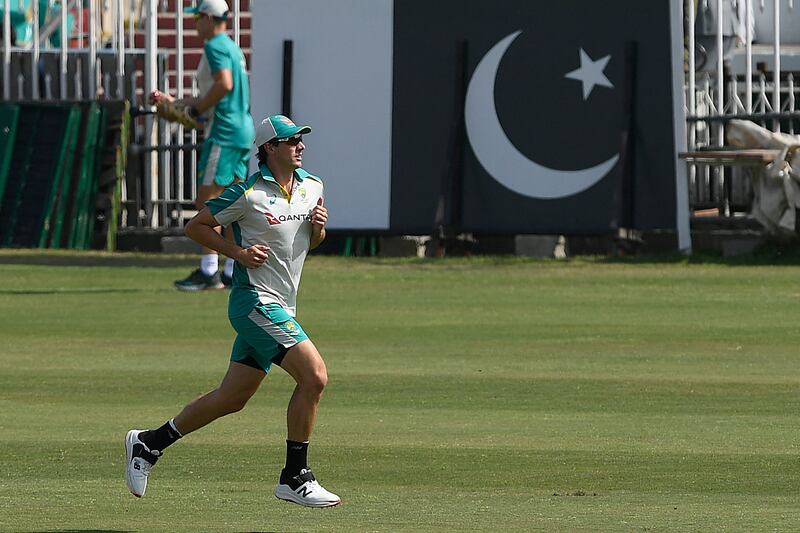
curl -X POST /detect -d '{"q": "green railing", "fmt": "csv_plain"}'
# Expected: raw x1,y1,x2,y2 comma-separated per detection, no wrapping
0,101,127,250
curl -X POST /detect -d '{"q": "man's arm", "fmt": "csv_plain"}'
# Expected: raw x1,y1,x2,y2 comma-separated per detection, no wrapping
310,197,328,250
192,70,233,115
186,208,269,268
158,70,231,114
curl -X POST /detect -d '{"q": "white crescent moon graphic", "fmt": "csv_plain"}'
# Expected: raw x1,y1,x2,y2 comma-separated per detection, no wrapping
465,30,619,199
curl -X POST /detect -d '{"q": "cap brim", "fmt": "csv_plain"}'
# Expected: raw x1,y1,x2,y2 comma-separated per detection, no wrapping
276,125,312,140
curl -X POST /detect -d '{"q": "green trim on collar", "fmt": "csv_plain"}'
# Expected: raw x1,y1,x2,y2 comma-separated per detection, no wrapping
257,163,278,184
295,168,323,184
259,163,321,184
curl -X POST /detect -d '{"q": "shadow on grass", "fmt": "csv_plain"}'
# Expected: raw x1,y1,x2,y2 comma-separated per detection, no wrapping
19,531,292,533
19,530,134,533
599,239,800,266
0,288,173,295
0,252,195,268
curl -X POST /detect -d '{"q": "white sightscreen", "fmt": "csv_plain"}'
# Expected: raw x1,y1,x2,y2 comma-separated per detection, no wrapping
250,0,394,230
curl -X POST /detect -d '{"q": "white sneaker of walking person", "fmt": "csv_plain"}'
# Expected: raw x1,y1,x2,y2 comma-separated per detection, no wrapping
274,468,341,508
125,429,161,497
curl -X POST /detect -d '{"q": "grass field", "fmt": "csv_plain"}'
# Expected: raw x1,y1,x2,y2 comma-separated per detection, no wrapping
0,251,799,532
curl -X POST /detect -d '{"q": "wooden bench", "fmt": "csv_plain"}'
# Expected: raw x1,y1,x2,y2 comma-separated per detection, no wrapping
678,149,783,166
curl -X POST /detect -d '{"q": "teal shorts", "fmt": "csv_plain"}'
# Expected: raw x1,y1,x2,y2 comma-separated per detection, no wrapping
229,303,309,373
197,140,250,188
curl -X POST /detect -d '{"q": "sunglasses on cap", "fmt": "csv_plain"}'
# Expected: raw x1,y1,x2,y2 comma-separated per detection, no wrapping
271,135,303,146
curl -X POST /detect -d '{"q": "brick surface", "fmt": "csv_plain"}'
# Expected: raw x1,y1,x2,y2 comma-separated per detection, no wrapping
134,0,252,95
158,14,251,30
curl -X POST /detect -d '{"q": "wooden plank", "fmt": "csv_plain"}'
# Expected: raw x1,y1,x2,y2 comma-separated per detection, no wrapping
678,149,783,165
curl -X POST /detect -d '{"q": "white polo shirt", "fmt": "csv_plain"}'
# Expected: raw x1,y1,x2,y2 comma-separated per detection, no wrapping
207,163,324,317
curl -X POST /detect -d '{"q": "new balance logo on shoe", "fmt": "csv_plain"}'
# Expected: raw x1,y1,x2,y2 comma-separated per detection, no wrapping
274,468,341,508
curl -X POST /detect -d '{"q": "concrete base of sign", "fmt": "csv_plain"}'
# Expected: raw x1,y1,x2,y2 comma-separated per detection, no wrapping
514,235,567,258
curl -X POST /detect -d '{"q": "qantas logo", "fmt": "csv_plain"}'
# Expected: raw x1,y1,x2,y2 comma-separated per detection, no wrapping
264,211,281,225
280,213,312,222
264,210,313,225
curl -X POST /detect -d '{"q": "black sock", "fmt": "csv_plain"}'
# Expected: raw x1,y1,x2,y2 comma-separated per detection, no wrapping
282,440,309,480
139,419,182,454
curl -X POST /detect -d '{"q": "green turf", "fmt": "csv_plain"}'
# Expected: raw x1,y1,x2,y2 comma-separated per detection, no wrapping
0,252,798,532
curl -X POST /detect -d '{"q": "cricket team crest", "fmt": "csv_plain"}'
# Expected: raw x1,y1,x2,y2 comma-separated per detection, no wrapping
282,320,299,336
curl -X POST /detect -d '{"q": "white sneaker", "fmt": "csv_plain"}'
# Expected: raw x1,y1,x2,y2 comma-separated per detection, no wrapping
125,429,160,498
275,468,341,508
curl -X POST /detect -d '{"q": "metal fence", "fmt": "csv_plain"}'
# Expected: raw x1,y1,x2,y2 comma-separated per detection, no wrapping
684,0,800,216
1,0,246,231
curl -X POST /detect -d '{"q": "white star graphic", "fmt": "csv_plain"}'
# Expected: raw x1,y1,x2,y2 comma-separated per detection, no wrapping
564,48,614,100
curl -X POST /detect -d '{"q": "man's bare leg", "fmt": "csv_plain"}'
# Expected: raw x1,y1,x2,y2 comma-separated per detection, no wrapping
278,340,329,442
173,361,266,435
125,361,265,497
273,340,339,507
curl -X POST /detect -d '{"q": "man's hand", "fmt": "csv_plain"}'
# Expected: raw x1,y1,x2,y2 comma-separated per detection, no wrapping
235,244,270,269
311,197,328,229
310,197,327,249
149,90,175,105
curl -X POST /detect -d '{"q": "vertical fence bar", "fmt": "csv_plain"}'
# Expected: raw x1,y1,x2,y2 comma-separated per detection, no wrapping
144,0,158,226
128,0,134,48
715,0,724,212
688,0,696,150
3,0,10,100
31,0,39,99
78,0,83,48
60,0,68,98
117,0,125,98
788,73,795,133
687,0,698,210
746,0,753,112
74,57,82,98
88,0,97,98
233,0,239,46
191,76,198,203
715,0,723,145
176,0,185,220
160,73,170,227
773,0,781,131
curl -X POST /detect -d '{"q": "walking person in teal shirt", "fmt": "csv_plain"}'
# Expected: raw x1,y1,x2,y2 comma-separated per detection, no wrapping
151,0,255,290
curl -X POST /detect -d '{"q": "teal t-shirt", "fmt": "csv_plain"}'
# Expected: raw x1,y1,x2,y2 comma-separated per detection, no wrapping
204,33,255,149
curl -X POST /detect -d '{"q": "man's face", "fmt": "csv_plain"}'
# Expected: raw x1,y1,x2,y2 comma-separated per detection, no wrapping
193,13,213,40
269,136,305,170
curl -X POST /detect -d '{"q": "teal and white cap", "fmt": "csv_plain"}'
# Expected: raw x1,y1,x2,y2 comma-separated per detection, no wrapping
183,0,229,18
254,115,312,147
